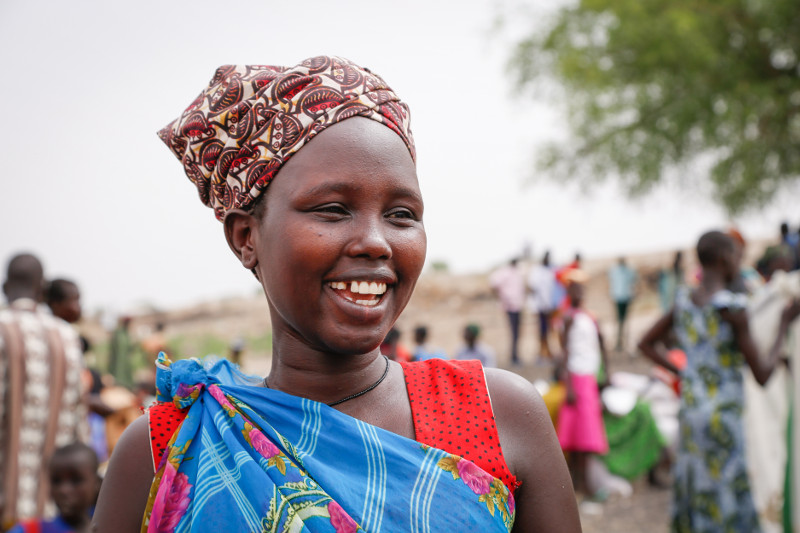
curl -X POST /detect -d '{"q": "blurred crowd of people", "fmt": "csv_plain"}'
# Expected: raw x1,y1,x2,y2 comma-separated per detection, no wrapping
472,221,800,531
2,220,799,531
0,253,191,531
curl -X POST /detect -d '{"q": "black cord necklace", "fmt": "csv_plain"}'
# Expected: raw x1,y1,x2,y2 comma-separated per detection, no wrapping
263,355,390,407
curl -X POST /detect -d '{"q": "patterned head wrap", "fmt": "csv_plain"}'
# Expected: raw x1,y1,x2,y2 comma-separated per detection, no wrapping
158,56,415,220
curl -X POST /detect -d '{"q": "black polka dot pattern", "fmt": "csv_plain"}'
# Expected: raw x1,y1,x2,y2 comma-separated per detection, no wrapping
148,402,187,470
400,359,521,494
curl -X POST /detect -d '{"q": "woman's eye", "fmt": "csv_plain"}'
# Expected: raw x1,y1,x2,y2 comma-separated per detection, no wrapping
315,204,348,215
387,208,416,220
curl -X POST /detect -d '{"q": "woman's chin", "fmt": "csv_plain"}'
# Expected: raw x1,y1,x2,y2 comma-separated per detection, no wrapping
318,329,387,357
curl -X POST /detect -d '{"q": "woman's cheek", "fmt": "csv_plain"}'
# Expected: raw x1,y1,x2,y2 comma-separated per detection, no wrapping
404,228,427,274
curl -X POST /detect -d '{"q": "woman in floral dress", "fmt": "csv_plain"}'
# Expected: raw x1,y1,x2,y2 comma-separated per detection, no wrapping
639,230,799,532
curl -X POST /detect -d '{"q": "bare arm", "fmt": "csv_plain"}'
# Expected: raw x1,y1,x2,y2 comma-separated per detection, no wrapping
722,299,800,386
637,310,680,374
559,317,576,403
486,369,581,533
597,327,609,387
92,415,153,532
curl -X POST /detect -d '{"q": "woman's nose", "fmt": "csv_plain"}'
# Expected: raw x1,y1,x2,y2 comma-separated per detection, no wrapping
346,216,392,260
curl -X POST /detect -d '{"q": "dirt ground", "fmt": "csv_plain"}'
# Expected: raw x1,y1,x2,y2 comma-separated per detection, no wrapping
578,478,671,533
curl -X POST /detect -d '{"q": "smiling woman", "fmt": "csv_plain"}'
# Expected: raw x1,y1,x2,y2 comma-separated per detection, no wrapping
92,56,580,532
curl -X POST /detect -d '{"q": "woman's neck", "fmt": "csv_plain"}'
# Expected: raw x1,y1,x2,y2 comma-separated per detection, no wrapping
266,333,385,404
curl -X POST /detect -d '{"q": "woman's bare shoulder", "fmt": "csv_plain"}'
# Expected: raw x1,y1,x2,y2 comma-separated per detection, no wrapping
483,368,556,471
484,368,581,532
93,415,154,532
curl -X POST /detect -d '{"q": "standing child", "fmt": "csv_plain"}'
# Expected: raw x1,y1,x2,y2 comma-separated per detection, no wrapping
638,230,800,532
557,271,610,497
454,323,498,368
9,443,100,533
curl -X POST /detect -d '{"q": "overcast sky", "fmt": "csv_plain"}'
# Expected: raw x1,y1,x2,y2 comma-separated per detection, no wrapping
1,0,796,314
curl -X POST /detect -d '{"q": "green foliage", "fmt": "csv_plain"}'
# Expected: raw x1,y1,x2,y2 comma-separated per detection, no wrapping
430,260,450,273
168,332,272,359
509,0,800,213
247,332,273,354
168,334,229,359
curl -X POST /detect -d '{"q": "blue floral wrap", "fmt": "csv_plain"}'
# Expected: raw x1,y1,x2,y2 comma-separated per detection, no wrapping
143,353,515,532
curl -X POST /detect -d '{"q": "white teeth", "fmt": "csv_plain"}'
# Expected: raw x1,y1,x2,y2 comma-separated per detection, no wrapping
329,281,388,295
355,299,379,307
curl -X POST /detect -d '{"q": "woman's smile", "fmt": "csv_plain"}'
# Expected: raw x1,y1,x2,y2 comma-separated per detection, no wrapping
326,280,389,307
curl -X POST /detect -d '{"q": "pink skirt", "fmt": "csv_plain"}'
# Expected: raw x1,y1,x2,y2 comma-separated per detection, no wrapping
557,373,608,454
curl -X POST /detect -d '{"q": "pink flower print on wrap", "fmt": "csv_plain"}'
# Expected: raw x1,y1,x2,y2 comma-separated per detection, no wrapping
328,500,358,533
149,462,192,533
456,458,493,495
208,384,237,415
508,491,516,514
249,427,280,459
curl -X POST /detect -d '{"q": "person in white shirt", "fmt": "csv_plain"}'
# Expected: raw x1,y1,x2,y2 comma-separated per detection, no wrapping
489,258,526,366
0,254,87,527
527,251,556,361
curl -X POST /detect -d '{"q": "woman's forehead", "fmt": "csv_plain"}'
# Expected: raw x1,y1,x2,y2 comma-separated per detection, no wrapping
268,118,419,198
294,117,415,165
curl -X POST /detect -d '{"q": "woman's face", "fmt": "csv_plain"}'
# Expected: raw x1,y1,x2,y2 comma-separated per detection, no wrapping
253,117,426,356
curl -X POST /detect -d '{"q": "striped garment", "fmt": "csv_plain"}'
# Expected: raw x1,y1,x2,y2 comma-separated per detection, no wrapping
0,299,87,527
143,354,514,532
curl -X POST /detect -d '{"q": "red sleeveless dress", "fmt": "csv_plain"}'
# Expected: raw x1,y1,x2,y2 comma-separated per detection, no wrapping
148,358,520,494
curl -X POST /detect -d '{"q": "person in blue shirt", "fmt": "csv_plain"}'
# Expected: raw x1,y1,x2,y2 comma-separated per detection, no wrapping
455,324,497,368
607,257,638,352
412,325,447,361
9,443,99,533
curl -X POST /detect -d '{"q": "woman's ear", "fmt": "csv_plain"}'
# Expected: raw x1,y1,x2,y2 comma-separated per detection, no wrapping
223,209,260,270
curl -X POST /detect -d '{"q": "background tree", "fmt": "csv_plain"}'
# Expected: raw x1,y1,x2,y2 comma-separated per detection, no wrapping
508,0,800,213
